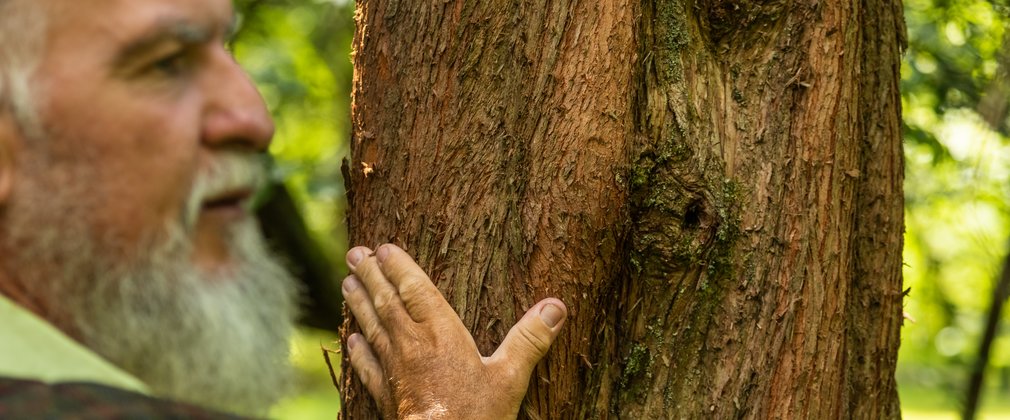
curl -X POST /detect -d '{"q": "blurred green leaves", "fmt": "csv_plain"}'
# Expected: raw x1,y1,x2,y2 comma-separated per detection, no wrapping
231,1,354,417
904,0,1006,119
234,0,355,256
900,0,1010,415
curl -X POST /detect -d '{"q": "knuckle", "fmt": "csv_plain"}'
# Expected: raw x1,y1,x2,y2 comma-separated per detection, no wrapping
517,325,551,355
346,286,367,304
362,319,385,343
353,365,383,396
355,262,378,280
398,274,429,297
349,345,369,366
498,362,526,385
372,289,397,312
370,334,391,356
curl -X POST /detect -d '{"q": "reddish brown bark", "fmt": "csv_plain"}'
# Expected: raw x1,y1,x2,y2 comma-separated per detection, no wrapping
341,0,906,418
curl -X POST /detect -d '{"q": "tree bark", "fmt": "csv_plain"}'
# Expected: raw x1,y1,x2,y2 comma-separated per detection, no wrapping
341,0,906,418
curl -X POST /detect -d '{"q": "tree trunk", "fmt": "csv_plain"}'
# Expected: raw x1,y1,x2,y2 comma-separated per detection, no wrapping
341,0,906,418
963,242,1010,420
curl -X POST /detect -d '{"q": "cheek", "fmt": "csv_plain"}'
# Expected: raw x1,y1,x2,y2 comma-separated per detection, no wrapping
103,130,202,242
35,66,206,246
42,109,202,246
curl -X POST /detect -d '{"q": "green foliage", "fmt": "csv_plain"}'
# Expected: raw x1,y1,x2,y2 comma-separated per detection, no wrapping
904,0,1006,119
231,0,355,416
234,0,355,258
269,328,343,418
900,0,1010,415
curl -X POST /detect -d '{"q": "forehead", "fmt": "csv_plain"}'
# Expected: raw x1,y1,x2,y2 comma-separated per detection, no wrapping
42,0,234,44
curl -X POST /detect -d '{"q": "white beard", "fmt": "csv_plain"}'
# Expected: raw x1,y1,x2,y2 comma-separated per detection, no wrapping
1,149,301,416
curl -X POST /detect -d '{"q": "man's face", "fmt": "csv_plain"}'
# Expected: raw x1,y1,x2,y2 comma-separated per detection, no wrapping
30,0,274,269
0,0,299,415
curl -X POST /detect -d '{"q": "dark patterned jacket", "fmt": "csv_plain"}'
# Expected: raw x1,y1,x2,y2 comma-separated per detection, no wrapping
0,377,243,419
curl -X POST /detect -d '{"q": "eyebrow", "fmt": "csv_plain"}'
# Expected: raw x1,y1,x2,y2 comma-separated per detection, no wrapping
113,16,237,65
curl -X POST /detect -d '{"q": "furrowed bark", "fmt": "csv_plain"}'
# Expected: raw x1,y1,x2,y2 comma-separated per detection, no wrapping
341,0,905,418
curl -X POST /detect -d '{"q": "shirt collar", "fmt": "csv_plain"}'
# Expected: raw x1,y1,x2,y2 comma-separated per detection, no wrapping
0,293,149,394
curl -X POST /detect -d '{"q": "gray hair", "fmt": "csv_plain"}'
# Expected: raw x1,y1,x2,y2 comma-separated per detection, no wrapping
0,0,45,135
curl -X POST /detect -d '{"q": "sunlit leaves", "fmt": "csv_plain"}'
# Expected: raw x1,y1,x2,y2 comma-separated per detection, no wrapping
899,0,1010,413
233,0,355,254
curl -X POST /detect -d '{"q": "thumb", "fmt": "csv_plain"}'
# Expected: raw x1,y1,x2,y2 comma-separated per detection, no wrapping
489,298,567,380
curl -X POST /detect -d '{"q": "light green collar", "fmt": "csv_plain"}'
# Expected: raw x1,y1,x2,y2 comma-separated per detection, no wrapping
0,294,149,394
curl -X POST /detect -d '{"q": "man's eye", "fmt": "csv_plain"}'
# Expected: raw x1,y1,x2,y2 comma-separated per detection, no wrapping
151,52,192,76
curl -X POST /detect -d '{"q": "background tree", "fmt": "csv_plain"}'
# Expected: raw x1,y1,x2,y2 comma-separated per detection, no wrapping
339,1,906,418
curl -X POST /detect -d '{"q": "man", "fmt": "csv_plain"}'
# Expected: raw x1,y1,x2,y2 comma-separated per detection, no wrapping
0,0,567,418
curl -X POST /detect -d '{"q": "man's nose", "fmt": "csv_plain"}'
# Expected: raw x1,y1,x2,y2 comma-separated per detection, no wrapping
201,50,274,151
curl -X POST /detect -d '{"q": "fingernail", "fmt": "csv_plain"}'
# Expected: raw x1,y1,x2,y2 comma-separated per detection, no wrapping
347,248,365,268
348,334,359,351
376,245,391,263
342,276,360,294
540,304,563,328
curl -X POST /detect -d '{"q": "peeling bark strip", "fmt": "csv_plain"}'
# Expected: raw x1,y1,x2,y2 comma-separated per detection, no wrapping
341,0,905,418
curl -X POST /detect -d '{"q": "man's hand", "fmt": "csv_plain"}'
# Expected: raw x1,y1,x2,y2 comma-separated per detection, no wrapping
342,244,567,419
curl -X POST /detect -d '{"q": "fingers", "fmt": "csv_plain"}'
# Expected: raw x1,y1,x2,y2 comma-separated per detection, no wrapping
347,333,393,413
488,298,567,381
375,244,455,323
346,246,412,327
342,275,390,350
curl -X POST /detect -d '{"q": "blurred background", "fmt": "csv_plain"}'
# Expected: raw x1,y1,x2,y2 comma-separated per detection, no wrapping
229,0,1010,418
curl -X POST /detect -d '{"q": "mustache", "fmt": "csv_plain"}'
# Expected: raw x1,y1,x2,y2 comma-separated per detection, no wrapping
182,153,266,231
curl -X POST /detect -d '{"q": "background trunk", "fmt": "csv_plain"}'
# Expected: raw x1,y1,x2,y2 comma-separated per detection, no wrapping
341,0,906,418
